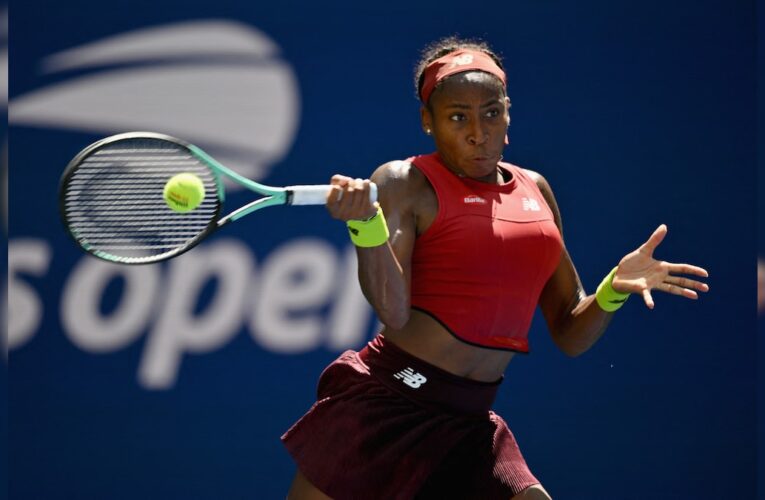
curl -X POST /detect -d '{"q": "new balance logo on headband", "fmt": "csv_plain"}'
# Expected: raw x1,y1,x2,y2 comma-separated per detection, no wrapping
393,368,427,389
448,53,474,68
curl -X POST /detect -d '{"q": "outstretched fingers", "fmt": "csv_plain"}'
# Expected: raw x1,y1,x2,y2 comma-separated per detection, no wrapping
642,289,655,309
664,275,709,293
623,226,709,309
647,264,710,304
657,281,699,300
665,262,709,278
639,224,668,256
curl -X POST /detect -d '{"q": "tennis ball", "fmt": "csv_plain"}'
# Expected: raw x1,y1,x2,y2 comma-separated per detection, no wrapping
163,173,206,213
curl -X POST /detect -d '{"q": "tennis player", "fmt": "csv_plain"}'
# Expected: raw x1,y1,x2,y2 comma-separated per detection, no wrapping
283,36,709,499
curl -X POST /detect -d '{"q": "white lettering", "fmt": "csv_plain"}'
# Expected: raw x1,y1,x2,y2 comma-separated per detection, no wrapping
249,238,336,353
138,239,253,389
8,239,52,349
61,257,158,352
14,234,375,389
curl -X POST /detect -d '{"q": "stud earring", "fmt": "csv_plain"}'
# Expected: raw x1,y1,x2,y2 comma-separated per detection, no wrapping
425,129,432,135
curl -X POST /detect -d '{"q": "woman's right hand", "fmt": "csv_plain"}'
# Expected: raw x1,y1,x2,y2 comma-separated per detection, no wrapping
326,174,378,221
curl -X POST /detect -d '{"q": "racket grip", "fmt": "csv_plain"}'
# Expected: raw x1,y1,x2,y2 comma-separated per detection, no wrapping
287,183,378,206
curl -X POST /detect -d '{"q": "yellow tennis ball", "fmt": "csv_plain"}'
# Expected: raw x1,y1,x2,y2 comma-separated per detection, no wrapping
163,173,206,213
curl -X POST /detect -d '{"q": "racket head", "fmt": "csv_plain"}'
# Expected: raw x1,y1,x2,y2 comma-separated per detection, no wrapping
59,132,224,264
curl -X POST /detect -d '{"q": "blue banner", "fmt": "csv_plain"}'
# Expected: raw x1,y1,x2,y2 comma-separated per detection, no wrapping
9,0,758,498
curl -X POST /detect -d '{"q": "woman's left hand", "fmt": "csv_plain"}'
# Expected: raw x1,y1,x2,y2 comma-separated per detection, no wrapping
612,224,709,309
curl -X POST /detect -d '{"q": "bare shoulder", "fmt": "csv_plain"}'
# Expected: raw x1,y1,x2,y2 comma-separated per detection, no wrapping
521,168,553,195
371,160,427,191
371,160,432,205
371,160,437,233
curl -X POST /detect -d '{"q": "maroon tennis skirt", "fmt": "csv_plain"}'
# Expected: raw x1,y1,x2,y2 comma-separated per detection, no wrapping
281,335,539,499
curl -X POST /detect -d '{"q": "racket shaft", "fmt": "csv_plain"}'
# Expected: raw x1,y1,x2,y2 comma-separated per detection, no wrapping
288,183,378,205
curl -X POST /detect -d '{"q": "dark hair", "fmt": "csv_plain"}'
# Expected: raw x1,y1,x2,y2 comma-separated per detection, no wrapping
414,35,505,104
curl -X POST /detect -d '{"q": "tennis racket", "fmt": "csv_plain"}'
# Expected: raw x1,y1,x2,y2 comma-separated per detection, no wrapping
59,131,377,265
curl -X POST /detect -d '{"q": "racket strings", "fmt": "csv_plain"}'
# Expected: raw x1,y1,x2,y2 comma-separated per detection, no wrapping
62,139,219,262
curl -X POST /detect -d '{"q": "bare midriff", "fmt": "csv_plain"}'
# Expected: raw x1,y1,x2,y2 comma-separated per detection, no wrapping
382,310,515,383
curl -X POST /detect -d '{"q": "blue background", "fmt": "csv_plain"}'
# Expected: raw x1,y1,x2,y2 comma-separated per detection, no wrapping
757,0,764,498
8,0,760,498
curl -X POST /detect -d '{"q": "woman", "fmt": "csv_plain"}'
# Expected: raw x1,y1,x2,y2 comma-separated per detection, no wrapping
283,36,709,499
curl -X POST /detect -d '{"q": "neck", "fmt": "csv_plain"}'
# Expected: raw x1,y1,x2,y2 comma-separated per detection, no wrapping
455,166,503,184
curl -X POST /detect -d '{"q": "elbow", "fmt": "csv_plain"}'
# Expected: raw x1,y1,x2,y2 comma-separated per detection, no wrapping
551,330,589,358
377,306,410,330
560,345,587,358
370,290,410,329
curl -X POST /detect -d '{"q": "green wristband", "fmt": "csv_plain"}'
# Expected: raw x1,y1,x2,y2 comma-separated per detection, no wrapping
346,205,390,247
595,267,630,312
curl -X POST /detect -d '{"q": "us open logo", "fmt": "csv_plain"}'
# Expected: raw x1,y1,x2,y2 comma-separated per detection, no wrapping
10,19,300,185
7,21,378,390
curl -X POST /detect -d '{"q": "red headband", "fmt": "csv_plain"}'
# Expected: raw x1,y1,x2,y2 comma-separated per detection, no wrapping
419,48,507,104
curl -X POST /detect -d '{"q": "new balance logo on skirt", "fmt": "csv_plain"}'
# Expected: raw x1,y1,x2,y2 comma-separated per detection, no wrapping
393,368,427,389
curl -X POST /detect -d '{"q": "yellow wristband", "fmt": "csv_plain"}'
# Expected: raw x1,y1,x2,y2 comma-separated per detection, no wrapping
346,205,389,247
595,267,630,312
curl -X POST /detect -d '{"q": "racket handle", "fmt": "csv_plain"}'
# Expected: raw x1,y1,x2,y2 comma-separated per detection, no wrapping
287,183,378,206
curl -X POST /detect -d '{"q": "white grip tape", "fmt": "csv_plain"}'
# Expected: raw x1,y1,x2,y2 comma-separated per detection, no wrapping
288,183,378,206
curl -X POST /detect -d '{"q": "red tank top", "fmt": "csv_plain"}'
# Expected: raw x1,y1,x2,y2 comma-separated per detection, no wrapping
409,153,563,352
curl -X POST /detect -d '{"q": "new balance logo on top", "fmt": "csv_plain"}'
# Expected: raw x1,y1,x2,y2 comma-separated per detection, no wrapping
464,196,487,204
522,197,541,211
393,368,428,389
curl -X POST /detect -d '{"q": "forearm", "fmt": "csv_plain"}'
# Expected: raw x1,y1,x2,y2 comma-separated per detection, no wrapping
356,242,410,329
541,251,623,357
550,293,615,357
327,165,417,328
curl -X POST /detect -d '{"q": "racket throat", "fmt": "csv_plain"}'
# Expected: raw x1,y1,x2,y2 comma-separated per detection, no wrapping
220,194,288,225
